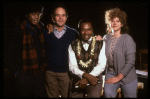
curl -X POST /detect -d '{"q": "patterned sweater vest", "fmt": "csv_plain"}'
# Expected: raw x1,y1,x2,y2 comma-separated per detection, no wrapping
71,39,103,73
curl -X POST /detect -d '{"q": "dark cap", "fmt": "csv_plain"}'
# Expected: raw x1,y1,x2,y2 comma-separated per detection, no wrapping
25,2,44,15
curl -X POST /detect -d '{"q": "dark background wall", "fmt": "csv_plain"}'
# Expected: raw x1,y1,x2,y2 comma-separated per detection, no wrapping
3,1,148,69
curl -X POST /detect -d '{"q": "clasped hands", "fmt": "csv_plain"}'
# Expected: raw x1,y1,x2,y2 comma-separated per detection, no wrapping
75,73,99,89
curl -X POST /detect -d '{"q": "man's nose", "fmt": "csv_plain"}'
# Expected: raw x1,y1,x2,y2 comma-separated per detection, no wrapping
35,14,39,18
85,29,88,34
58,15,62,19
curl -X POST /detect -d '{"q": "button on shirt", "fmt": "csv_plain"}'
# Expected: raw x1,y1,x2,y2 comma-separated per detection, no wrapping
53,25,67,39
68,37,107,78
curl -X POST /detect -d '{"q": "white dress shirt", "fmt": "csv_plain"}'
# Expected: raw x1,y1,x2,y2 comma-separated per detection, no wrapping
68,37,107,79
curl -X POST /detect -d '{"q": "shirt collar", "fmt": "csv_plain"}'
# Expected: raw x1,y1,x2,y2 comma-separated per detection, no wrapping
81,37,93,45
88,37,92,41
54,25,67,32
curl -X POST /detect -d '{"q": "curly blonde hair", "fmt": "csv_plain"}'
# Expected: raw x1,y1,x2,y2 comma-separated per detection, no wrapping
105,7,129,34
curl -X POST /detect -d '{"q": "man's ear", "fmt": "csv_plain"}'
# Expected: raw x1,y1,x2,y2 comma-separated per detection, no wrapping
46,25,49,29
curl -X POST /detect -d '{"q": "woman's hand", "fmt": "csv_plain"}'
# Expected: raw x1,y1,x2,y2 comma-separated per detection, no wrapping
95,35,103,41
105,73,124,84
105,77,120,84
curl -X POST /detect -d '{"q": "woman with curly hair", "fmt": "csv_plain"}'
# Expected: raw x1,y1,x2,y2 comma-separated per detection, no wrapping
103,8,138,98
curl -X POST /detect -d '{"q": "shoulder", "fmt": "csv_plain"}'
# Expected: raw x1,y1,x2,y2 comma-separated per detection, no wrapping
65,25,79,34
122,33,132,38
121,33,134,42
70,39,79,51
43,28,49,37
121,34,136,53
39,21,44,28
103,34,111,42
71,38,79,44
121,34,136,50
65,25,79,39
103,34,110,40
95,37,103,50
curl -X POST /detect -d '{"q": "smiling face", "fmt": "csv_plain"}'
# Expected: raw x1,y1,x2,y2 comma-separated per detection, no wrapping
52,7,67,28
26,11,42,26
80,22,93,41
111,17,123,33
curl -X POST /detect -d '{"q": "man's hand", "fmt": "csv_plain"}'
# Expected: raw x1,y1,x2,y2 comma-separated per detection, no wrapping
75,78,88,89
46,24,53,34
82,73,99,86
95,35,103,41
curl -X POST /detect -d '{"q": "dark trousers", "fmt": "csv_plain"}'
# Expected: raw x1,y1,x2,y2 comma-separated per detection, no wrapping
69,75,103,98
15,70,47,98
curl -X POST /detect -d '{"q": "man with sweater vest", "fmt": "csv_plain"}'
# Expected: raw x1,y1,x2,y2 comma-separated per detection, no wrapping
44,5,79,98
68,19,106,98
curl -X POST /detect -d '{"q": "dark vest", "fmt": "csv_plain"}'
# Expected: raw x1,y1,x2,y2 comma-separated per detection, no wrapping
71,38,103,73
